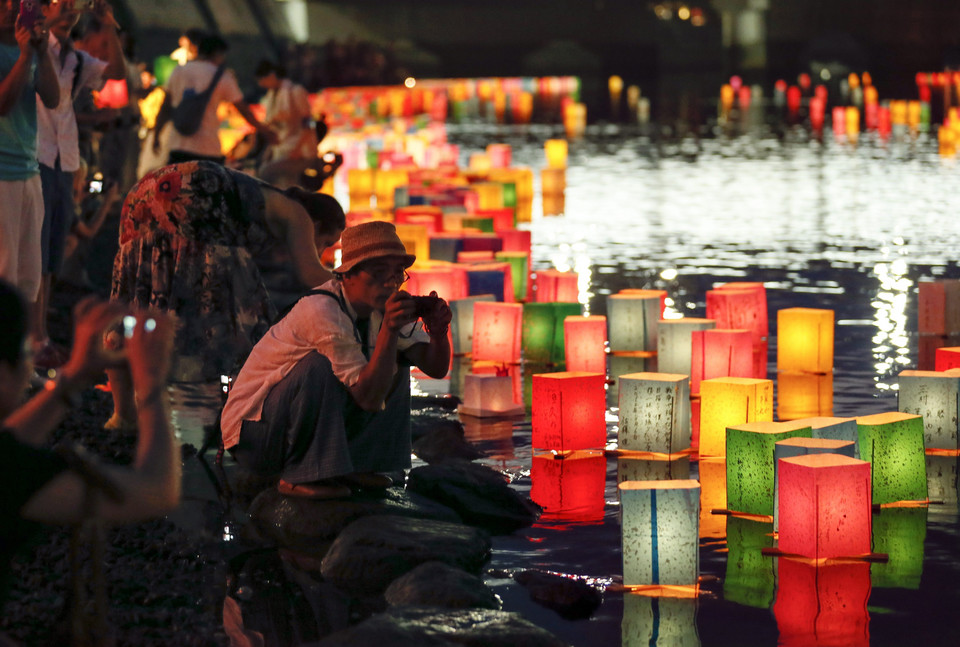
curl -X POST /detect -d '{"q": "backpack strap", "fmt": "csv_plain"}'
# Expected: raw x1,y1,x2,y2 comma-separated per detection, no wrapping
274,288,340,323
71,50,85,100
204,64,227,97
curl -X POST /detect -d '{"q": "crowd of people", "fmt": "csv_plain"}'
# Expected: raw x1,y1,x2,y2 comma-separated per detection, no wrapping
0,1,450,638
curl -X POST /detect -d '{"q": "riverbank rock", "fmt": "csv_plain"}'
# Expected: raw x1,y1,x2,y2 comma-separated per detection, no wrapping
513,570,603,620
320,516,491,596
384,562,500,610
248,487,462,551
406,460,541,534
412,426,483,463
316,606,569,647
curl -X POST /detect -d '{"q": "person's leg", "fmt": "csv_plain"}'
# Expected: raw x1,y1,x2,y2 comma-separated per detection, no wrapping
18,176,44,304
342,366,413,476
35,164,58,346
0,179,26,291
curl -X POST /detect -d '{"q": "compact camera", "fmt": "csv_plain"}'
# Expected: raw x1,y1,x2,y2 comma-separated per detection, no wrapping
412,295,440,318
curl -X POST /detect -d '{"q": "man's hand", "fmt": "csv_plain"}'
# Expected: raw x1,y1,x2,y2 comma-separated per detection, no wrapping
383,291,418,334
59,297,128,386
419,291,451,340
125,311,174,404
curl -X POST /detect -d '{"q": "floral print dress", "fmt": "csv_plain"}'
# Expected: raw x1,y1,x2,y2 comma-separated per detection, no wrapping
111,161,279,380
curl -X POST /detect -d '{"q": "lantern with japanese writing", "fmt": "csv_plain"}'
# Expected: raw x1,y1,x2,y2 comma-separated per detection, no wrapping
698,377,773,458
898,369,960,451
856,412,928,505
531,450,606,524
773,437,857,530
657,318,715,376
531,372,607,450
726,420,812,516
564,315,607,374
777,453,872,559
472,301,523,364
620,480,700,587
918,279,960,335
618,373,690,455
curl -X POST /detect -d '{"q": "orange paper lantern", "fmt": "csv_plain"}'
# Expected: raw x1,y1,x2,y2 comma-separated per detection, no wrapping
533,269,579,303
471,302,523,364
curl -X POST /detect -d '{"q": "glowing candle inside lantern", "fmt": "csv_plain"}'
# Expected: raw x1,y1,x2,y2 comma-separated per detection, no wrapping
618,372,691,455
726,420,813,516
531,372,607,450
856,412,928,505
699,377,773,458
690,329,754,395
522,302,581,365
607,293,661,353
531,450,606,524
458,373,524,418
778,453,872,559
657,318,716,376
472,301,523,364
564,315,607,374
777,308,834,374
620,480,700,586
898,370,960,451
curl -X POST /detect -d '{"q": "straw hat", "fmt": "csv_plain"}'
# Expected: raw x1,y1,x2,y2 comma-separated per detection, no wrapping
336,221,415,274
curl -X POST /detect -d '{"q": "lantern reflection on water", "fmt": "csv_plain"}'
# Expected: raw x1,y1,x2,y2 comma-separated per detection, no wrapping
777,454,872,560
726,420,813,516
898,370,960,451
617,373,691,455
621,595,698,647
724,516,775,609
778,371,834,420
698,377,773,458
774,558,871,647
926,454,959,506
618,455,690,483
871,506,927,590
856,412,928,505
531,450,606,524
620,480,700,587
698,457,727,539
531,372,607,451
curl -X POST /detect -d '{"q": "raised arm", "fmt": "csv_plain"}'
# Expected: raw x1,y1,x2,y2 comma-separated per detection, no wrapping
263,188,334,288
0,22,56,114
401,292,451,379
92,0,126,81
347,292,418,411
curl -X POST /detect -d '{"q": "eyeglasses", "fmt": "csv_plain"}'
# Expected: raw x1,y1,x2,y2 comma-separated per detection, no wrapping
361,266,410,286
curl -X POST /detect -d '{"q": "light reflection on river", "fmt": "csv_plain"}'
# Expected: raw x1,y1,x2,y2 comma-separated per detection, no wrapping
423,124,960,647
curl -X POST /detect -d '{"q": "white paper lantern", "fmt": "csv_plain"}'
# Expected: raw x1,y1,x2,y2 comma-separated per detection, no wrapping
620,480,700,586
458,374,524,418
608,293,661,353
657,318,716,376
450,294,496,356
898,369,960,451
618,372,691,455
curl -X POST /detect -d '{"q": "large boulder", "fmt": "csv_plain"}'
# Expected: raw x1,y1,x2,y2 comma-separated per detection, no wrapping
412,426,483,464
316,606,569,647
513,570,603,620
320,516,491,596
384,562,500,610
248,487,462,552
406,461,541,534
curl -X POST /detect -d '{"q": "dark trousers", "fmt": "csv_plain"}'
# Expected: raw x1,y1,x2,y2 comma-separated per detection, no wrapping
232,352,412,484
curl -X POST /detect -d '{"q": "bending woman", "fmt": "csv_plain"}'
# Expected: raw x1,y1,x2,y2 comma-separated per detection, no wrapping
108,161,345,428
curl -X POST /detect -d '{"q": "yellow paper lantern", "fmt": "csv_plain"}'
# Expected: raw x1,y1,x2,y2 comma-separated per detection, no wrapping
699,377,773,458
393,224,429,266
777,371,834,420
777,308,834,374
545,138,568,169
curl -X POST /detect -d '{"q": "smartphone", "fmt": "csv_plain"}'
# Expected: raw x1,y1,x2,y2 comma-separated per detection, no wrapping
18,0,42,30
123,315,137,339
88,179,103,194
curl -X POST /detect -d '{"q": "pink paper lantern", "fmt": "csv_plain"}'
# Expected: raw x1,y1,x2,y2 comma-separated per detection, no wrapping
497,229,532,256
395,206,444,232
472,302,523,364
778,453,872,560
405,267,467,303
96,79,128,109
533,269,579,303
690,329,754,395
532,372,607,450
564,315,607,374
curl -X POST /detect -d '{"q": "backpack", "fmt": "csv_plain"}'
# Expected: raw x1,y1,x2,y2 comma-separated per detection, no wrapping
171,64,226,136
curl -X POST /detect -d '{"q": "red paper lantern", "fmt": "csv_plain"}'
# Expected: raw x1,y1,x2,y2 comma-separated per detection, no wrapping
564,315,607,374
475,208,514,232
405,266,467,303
786,86,801,114
935,346,960,371
497,229,532,256
395,206,444,232
95,79,128,109
533,269,579,303
809,96,826,130
777,453,872,559
472,302,523,364
532,372,607,450
798,73,811,90
707,285,768,344
531,450,606,524
690,329,754,395
832,106,847,136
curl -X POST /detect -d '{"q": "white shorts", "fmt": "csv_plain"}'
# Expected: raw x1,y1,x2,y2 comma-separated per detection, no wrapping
0,175,44,301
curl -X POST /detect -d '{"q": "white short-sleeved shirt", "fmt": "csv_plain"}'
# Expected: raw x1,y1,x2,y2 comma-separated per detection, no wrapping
164,60,243,158
221,280,429,448
36,38,108,172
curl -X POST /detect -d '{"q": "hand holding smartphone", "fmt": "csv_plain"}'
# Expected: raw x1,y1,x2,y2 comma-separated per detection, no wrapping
18,0,42,30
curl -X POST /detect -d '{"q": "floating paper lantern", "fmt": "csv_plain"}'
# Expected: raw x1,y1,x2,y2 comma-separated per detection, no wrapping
621,595,698,647
476,207,514,232
777,371,833,420
405,266,467,303
926,454,958,505
461,216,494,234
95,79,128,109
522,302,581,365
774,559,871,647
541,168,566,195
934,346,960,371
465,264,512,303
698,377,773,458
394,224,429,265
458,251,496,264
618,455,690,483
564,315,607,374
497,229,532,256
395,206,444,232
870,507,926,590
707,285,768,343
773,437,857,530
545,139,568,169
620,480,700,587
460,233,503,254
428,234,464,263
471,301,523,364
531,372,607,450
856,412,928,505
777,308,834,374
607,293,661,353
618,373,691,455
533,269,579,303
690,329,754,395
698,456,727,538
471,182,504,210
618,289,667,317
608,352,655,388
918,279,960,335
374,169,408,210
486,143,512,168
796,416,859,452
493,251,528,301
777,454,872,559
726,420,812,516
458,373,524,418
724,516,775,609
898,369,960,451
657,318,716,376
531,450,606,524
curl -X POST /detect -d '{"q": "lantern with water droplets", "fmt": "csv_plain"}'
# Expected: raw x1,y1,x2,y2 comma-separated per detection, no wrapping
522,302,582,365
726,420,812,516
618,373,691,455
856,412,927,505
773,437,857,530
870,507,926,590
898,369,960,451
690,329,754,395
724,516,775,609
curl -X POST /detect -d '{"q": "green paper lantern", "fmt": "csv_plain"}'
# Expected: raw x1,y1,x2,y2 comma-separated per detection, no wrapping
462,217,494,233
522,302,581,365
494,251,529,301
726,420,812,516
856,412,928,505
870,506,927,589
723,516,776,608
500,182,517,208
152,55,178,87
